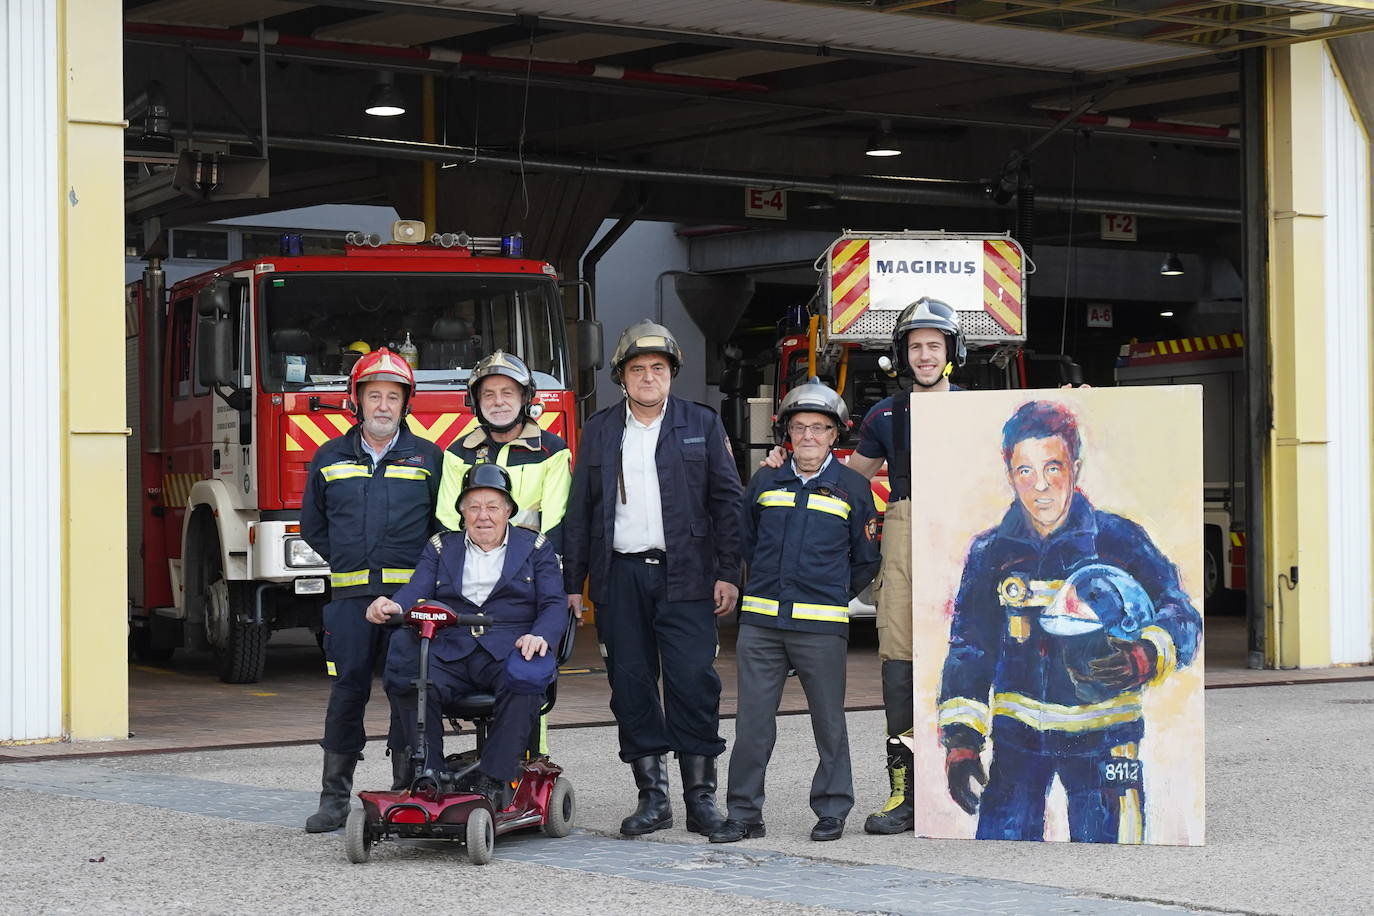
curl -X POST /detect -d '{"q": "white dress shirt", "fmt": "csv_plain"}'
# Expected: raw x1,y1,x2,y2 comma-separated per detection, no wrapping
613,400,668,553
361,428,399,468
462,529,509,607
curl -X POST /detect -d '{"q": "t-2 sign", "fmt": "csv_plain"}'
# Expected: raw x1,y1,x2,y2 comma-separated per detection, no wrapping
1100,213,1137,241
745,187,787,220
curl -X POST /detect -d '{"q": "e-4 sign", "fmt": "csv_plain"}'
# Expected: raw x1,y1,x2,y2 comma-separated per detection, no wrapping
745,187,787,220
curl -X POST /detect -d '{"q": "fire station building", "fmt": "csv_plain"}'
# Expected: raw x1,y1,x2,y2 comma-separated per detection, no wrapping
4,0,1374,742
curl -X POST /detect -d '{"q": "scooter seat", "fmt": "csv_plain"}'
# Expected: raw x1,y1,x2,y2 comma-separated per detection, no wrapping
447,692,497,717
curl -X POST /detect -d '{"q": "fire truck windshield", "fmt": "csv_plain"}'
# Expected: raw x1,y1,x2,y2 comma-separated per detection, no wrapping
257,272,567,391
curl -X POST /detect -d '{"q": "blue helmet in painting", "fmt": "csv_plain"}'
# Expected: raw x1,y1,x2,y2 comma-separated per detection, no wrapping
1040,564,1155,640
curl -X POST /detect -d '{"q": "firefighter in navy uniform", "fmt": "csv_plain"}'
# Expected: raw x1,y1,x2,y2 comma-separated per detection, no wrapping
711,379,879,845
764,296,966,835
563,320,744,838
300,348,443,833
939,399,1202,843
435,350,572,551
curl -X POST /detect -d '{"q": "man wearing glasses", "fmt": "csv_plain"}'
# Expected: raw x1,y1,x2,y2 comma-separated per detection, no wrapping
713,379,879,844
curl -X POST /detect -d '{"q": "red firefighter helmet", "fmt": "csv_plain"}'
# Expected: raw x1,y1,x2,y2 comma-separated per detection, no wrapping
348,347,415,417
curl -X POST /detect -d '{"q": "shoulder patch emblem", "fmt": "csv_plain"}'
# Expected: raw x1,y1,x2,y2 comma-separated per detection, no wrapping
865,518,878,542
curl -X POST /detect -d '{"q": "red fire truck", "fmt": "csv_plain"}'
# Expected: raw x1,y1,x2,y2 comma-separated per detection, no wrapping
1115,332,1247,607
742,230,1035,618
126,221,595,682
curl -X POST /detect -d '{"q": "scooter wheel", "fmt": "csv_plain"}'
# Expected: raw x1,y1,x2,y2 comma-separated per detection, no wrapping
542,777,576,838
344,808,372,864
466,806,495,865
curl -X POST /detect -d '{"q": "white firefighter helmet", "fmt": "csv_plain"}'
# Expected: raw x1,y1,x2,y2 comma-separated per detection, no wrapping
1040,564,1156,639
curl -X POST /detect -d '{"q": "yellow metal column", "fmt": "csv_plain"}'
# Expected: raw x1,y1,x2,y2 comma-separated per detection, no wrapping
1265,43,1332,668
59,0,129,737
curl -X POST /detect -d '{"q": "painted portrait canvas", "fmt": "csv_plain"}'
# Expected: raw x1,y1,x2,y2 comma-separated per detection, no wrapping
908,387,1205,846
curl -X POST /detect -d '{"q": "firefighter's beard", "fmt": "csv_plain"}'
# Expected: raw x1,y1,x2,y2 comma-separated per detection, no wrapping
362,411,401,442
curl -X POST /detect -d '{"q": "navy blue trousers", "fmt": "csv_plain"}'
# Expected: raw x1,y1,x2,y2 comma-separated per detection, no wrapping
321,595,400,755
976,739,1146,843
596,553,725,762
384,631,544,782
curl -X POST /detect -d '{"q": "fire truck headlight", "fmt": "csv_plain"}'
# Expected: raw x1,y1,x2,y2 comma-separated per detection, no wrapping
285,537,326,568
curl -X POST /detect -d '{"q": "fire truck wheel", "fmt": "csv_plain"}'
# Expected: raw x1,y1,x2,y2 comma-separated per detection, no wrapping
209,579,269,684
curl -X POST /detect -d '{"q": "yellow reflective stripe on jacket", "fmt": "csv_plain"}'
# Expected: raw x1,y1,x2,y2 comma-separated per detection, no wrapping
381,567,415,584
321,463,370,482
791,602,849,622
383,465,431,481
992,690,1143,733
757,489,796,509
741,595,780,616
806,493,850,519
938,696,992,736
330,569,370,588
1140,625,1176,686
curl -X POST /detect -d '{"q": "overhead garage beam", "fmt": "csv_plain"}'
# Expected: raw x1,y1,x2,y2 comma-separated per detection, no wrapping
173,125,1241,222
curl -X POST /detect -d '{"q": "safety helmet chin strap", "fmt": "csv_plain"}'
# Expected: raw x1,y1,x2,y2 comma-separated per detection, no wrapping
911,362,953,389
482,415,523,434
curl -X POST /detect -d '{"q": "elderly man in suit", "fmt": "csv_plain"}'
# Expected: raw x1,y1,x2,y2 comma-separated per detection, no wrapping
370,463,567,802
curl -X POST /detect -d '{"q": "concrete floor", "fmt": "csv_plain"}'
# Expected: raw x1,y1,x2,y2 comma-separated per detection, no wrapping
2,680,1371,914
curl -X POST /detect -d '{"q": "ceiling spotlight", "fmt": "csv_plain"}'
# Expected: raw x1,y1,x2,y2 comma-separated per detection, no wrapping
141,81,173,145
365,71,406,117
1160,310,1175,317
865,119,901,158
1160,253,1185,277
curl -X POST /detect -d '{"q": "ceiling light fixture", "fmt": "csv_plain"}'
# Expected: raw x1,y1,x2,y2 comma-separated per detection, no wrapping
865,119,901,157
365,71,406,117
1160,253,1185,277
1160,310,1175,317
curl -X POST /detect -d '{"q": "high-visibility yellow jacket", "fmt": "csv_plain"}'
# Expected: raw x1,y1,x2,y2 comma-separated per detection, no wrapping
435,421,572,552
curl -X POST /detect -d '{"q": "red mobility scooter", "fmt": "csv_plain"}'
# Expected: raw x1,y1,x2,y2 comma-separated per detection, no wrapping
343,600,576,865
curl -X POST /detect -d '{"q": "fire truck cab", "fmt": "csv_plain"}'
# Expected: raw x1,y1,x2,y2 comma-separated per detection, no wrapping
127,222,594,682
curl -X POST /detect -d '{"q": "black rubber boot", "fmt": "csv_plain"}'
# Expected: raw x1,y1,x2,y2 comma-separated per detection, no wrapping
463,770,511,810
305,751,358,833
863,738,915,835
621,755,673,836
679,753,724,836
389,748,411,792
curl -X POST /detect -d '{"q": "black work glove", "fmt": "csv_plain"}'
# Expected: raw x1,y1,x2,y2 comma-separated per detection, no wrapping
945,746,987,815
1083,637,1159,691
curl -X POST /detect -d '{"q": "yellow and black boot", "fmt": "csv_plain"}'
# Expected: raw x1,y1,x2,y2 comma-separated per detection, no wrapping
863,738,915,834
